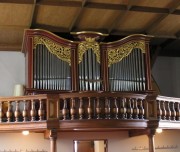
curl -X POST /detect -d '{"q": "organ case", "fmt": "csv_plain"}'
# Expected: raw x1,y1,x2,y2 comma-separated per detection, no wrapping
22,29,152,94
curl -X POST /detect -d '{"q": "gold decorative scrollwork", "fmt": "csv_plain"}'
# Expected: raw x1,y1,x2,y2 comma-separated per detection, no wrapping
78,37,100,64
108,41,145,67
33,36,71,65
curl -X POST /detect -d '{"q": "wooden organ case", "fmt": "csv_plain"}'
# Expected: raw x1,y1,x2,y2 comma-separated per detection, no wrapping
22,29,152,94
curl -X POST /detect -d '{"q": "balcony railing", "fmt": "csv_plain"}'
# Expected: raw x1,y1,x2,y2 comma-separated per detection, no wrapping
0,92,180,130
156,95,180,121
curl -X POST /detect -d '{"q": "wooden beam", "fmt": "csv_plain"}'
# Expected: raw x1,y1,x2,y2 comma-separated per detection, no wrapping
144,1,180,33
130,6,169,14
0,25,28,30
69,0,87,31
29,0,37,28
0,0,34,4
36,0,82,7
32,23,70,32
0,44,21,51
108,0,136,34
85,2,127,10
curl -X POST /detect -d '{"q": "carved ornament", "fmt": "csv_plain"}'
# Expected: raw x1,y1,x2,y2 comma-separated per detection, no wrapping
78,37,100,64
33,36,71,65
108,41,145,67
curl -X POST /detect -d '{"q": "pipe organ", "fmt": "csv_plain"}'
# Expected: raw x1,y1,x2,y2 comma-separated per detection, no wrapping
22,29,152,94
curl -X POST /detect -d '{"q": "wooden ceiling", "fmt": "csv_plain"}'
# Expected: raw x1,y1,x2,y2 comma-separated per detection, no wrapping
0,0,180,57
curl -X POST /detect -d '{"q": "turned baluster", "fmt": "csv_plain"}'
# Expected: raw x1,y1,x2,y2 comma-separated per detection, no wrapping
0,102,3,122
161,101,166,120
38,99,45,121
87,97,93,119
79,97,84,119
157,100,162,120
127,98,133,119
113,97,119,119
22,100,29,121
166,101,171,120
62,99,69,120
70,98,76,120
138,99,144,119
105,97,110,119
133,99,139,119
96,97,102,119
6,101,13,122
176,102,180,120
30,99,37,121
14,101,20,122
120,98,126,119
170,102,176,121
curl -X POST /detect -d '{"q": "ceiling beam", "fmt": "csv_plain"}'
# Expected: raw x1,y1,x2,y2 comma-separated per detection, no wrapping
32,24,70,32
85,2,127,10
0,0,34,4
144,1,180,34
1,0,180,15
0,44,21,51
108,0,136,34
110,30,180,39
36,0,82,7
29,0,38,28
0,25,28,30
69,0,87,31
130,6,169,14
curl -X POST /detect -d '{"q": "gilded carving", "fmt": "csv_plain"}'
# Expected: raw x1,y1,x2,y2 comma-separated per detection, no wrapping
108,41,145,67
33,36,71,65
78,37,100,64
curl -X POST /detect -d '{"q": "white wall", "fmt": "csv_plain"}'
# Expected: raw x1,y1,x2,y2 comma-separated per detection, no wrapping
0,51,25,96
0,130,180,152
0,133,49,151
152,57,180,97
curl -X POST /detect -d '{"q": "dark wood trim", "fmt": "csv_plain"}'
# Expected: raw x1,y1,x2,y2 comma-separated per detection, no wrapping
130,6,169,14
85,2,127,10
36,0,82,7
0,121,47,132
59,119,148,131
0,0,34,4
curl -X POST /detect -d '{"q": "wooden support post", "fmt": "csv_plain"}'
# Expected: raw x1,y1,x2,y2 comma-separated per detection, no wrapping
147,129,156,152
49,129,58,152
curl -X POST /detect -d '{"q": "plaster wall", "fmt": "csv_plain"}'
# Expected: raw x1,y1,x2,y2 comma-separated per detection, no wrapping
152,56,180,98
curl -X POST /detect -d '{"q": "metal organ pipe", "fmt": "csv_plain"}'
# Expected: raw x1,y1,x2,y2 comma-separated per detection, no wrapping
108,48,146,92
33,44,71,91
